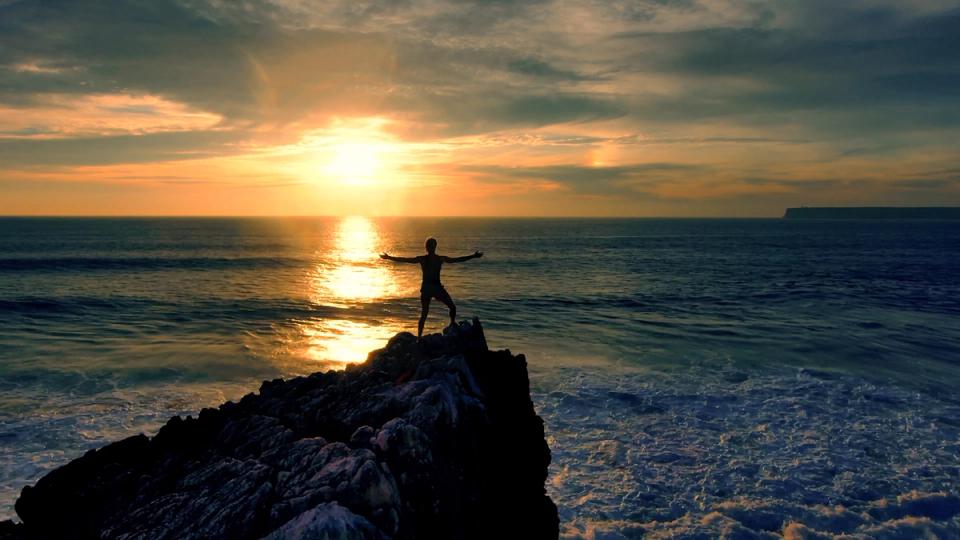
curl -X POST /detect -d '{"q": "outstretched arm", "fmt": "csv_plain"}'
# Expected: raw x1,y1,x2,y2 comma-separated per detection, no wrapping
444,250,483,263
379,253,419,263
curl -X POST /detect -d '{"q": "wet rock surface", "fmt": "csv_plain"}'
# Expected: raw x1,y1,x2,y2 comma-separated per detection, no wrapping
3,319,558,540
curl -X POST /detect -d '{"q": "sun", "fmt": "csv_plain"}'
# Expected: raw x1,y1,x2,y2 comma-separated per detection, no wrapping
323,142,383,186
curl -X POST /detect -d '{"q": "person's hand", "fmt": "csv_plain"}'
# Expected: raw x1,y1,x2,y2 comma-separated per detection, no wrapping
379,252,390,259
473,250,483,258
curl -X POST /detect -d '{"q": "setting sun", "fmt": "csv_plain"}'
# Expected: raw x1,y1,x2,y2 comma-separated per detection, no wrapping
323,142,383,186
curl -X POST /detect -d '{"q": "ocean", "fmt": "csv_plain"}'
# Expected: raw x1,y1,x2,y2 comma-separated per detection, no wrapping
1,217,959,536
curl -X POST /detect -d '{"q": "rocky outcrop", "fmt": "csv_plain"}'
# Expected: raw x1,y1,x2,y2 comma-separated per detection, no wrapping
3,318,558,539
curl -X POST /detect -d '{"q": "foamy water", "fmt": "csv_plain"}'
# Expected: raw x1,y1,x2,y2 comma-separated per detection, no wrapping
533,363,960,537
2,217,959,535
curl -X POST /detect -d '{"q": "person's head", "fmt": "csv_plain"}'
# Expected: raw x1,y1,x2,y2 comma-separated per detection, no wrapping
425,237,438,254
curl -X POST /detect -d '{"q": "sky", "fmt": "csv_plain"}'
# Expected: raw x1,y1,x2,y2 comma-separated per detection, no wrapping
1,0,958,216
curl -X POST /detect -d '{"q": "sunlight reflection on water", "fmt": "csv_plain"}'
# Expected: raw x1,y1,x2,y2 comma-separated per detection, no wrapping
296,216,404,368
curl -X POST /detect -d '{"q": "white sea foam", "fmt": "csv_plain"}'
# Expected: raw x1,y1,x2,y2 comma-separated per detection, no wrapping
0,381,253,520
533,364,960,538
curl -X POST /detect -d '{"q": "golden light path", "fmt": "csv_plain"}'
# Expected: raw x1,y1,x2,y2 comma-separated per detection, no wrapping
298,216,405,369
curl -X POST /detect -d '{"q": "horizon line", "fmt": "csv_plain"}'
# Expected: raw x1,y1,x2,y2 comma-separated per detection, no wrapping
0,214,786,219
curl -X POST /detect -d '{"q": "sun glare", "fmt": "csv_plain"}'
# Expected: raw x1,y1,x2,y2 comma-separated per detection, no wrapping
287,216,405,368
287,117,429,199
323,142,383,186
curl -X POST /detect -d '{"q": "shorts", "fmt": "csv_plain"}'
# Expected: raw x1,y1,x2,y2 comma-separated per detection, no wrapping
420,282,450,301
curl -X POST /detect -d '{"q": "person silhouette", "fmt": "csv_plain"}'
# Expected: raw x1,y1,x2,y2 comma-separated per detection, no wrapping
380,237,482,340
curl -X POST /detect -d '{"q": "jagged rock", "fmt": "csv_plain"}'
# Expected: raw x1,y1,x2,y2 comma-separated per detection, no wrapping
262,503,387,540
4,318,558,539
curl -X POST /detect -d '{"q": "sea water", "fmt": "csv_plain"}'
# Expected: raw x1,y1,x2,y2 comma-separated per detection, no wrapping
1,217,958,536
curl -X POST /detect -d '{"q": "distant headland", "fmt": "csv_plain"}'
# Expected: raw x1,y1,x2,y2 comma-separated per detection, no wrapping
783,207,960,219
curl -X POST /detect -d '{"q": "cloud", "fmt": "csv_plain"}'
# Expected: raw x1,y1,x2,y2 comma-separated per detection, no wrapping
462,162,706,196
607,5,960,134
506,58,593,81
0,130,245,166
4,0,957,139
2,0,960,213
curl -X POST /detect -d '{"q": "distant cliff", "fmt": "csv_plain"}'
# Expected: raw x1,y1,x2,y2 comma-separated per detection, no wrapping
784,207,960,219
1,319,558,540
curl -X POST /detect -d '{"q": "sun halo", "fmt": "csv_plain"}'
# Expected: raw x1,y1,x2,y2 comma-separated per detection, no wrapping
323,142,383,186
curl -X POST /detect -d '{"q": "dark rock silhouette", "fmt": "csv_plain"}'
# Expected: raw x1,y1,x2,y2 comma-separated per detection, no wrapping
3,318,558,539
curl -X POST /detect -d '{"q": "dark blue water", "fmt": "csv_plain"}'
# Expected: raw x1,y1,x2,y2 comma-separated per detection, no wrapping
2,217,959,535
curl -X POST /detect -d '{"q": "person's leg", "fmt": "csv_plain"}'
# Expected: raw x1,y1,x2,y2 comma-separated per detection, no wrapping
418,293,431,338
436,288,457,327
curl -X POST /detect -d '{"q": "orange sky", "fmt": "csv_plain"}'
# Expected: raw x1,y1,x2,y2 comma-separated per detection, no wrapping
2,1,958,216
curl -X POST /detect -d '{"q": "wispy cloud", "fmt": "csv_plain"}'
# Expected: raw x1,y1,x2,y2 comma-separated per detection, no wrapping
1,0,959,215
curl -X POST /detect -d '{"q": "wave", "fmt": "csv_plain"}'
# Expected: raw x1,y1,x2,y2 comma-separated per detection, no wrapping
0,256,310,272
0,295,362,322
539,365,960,538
